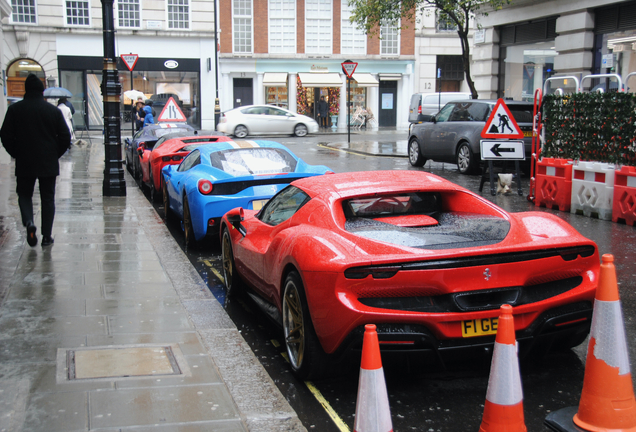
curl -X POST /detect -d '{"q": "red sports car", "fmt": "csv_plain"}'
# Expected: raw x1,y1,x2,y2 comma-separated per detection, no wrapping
139,134,232,201
220,170,599,379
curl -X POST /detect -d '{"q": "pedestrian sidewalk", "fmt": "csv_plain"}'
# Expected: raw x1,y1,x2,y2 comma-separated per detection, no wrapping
0,138,305,432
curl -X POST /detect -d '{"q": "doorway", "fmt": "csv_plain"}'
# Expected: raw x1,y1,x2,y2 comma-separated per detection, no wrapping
378,81,397,127
233,78,253,108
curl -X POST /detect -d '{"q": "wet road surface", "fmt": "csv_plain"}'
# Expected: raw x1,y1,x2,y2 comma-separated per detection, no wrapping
142,132,636,432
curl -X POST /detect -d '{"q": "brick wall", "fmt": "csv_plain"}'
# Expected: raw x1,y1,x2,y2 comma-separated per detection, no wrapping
254,0,268,53
219,0,232,53
333,1,341,55
297,0,305,54
400,15,415,55
367,24,380,55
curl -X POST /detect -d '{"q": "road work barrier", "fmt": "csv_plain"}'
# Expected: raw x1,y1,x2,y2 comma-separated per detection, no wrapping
354,324,393,432
571,161,615,221
545,254,636,432
535,157,574,212
479,304,527,432
613,166,636,226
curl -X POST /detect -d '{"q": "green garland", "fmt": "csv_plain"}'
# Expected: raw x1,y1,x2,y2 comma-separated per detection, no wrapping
328,87,340,115
296,76,309,116
542,92,636,166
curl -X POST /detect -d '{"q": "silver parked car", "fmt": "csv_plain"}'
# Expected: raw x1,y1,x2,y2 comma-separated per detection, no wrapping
217,105,319,138
407,100,534,174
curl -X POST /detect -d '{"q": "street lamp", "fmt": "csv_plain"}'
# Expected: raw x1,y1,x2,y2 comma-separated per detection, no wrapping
101,0,126,196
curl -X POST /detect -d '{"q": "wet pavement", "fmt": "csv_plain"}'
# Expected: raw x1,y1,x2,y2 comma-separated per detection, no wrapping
1,129,636,432
0,138,304,431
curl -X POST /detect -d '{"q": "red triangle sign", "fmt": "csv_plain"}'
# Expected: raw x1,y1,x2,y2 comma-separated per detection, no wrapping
121,54,139,72
481,99,524,139
157,97,187,122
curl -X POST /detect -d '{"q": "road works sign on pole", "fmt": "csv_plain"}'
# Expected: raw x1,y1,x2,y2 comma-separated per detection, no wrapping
481,98,524,139
121,54,139,72
341,61,358,78
157,97,187,122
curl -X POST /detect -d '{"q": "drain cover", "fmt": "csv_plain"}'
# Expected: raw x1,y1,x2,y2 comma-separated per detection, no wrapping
67,346,182,380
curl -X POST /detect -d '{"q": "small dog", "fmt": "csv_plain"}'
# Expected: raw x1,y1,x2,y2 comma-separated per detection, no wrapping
497,173,513,194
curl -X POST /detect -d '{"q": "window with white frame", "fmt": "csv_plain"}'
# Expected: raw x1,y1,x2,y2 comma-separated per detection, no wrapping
340,1,366,55
380,21,399,55
168,0,189,29
11,0,37,24
233,0,253,53
65,0,90,26
117,0,140,28
269,0,296,54
305,0,332,54
437,12,457,32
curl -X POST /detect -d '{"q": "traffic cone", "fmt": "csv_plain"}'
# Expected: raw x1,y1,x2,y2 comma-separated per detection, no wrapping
479,304,527,432
354,324,393,432
545,254,636,432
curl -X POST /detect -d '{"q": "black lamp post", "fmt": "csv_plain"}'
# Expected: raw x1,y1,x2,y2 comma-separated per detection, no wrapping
213,0,220,129
101,0,126,196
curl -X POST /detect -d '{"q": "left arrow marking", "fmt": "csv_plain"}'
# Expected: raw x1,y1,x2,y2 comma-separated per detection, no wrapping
490,144,515,157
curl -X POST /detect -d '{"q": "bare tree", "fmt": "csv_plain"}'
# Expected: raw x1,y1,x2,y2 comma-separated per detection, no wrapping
347,0,510,99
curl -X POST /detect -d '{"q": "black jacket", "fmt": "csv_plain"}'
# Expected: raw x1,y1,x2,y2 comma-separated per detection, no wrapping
1,93,71,177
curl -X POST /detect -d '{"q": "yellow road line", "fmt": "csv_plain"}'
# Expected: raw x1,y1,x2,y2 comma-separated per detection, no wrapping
202,259,225,284
305,381,351,432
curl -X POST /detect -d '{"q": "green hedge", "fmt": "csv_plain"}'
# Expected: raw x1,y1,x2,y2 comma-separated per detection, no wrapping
542,92,636,166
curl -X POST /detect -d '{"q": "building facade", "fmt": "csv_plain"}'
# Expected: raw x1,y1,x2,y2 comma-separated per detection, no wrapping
217,0,416,130
2,0,219,131
473,0,636,100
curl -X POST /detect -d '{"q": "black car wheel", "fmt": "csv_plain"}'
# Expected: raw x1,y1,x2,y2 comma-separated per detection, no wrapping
408,139,426,167
150,171,160,203
294,124,308,137
282,271,329,380
183,195,197,249
162,180,176,224
221,226,243,296
234,125,248,138
457,142,479,175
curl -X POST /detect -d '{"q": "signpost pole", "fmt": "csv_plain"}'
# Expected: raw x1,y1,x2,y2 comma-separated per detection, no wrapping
130,69,133,136
347,75,351,143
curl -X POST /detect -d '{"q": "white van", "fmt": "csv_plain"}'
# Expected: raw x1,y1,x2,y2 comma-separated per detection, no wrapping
408,92,471,123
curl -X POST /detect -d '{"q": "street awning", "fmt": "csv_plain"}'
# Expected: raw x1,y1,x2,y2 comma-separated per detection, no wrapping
298,73,342,87
263,73,288,86
379,73,402,81
352,73,379,87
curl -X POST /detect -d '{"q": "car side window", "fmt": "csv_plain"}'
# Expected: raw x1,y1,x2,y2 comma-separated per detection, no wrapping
435,103,455,123
177,150,200,172
449,103,472,122
467,103,490,122
259,186,310,226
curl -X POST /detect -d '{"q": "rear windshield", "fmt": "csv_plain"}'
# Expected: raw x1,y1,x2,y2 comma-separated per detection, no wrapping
154,127,192,139
209,148,297,176
508,105,533,123
343,192,510,250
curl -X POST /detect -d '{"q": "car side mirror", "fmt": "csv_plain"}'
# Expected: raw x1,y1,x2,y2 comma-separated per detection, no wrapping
226,207,246,237
418,114,434,123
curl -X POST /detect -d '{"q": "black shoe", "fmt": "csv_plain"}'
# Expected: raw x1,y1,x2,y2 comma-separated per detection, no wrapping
41,236,54,247
26,222,38,247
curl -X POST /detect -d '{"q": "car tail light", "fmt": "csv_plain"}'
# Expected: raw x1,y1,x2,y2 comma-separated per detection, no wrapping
344,265,400,279
418,105,422,115
198,179,213,195
208,219,215,226
162,155,183,162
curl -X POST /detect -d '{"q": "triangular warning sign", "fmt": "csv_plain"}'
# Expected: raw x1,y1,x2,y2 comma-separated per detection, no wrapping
121,54,139,72
481,99,524,139
157,97,187,122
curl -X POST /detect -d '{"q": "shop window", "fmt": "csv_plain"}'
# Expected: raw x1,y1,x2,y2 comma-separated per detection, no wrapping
380,21,399,55
305,0,332,54
347,82,367,111
11,0,36,24
117,0,140,28
266,86,288,109
6,59,43,97
65,0,90,26
233,0,253,53
341,0,366,55
502,41,556,101
269,0,295,54
168,0,189,30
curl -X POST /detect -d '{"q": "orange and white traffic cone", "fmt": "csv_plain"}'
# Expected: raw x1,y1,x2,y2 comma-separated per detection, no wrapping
479,304,527,432
545,254,636,432
354,324,393,432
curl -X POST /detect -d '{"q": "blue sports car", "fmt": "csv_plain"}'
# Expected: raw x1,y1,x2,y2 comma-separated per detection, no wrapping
162,140,332,247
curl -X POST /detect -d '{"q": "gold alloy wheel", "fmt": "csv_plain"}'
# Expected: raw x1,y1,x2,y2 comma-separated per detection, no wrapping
222,229,233,290
283,281,305,370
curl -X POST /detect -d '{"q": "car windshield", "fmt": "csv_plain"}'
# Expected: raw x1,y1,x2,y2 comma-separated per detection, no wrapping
507,105,533,123
154,127,191,139
209,148,297,176
344,192,510,250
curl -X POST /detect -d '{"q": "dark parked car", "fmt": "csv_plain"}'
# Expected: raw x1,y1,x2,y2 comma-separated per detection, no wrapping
407,100,534,174
124,123,195,180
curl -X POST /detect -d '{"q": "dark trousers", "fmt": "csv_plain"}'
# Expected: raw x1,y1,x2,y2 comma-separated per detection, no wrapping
17,176,57,237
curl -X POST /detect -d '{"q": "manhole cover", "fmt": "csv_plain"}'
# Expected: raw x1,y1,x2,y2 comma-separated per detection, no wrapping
66,345,182,380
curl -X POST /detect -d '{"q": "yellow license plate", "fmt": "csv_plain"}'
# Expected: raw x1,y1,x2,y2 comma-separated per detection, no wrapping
523,130,533,137
252,199,269,211
461,317,498,337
